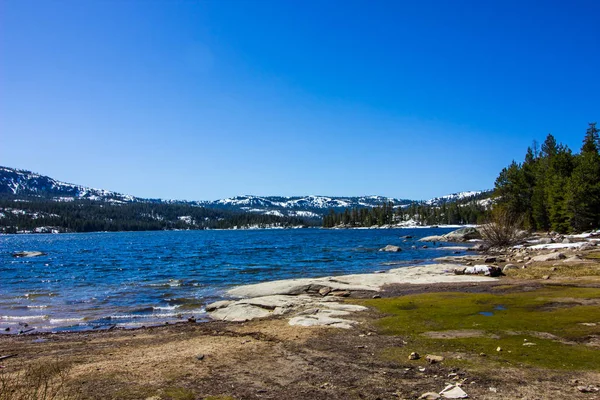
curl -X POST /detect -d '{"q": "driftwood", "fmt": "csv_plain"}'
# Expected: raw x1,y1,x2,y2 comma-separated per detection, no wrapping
0,354,18,361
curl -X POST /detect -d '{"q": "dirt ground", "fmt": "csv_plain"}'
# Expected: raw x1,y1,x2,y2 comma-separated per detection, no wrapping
1,279,600,400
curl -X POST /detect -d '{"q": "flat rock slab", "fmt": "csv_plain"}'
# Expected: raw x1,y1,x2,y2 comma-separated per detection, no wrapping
211,263,496,328
208,303,272,322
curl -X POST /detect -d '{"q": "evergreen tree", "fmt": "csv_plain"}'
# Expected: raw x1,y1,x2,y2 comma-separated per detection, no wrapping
567,123,600,231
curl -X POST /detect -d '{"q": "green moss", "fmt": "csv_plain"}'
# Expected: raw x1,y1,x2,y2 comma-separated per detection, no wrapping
585,251,600,260
360,286,600,371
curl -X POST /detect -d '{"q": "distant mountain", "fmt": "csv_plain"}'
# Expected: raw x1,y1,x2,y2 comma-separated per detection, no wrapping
425,190,493,206
0,167,415,218
0,166,492,229
0,166,141,203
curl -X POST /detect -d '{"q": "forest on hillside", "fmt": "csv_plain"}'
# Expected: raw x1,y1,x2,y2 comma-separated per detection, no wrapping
323,123,600,232
494,122,600,233
0,195,313,233
322,195,491,228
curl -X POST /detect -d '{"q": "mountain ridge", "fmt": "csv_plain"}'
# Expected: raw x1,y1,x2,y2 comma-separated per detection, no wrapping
0,166,489,213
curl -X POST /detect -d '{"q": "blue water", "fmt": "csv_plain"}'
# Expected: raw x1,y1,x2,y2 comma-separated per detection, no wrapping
0,227,467,332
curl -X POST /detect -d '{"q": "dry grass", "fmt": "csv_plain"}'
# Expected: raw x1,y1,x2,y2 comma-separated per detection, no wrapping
0,360,76,400
504,263,600,280
479,209,525,247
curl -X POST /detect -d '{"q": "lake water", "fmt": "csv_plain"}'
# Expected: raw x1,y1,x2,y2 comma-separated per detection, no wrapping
0,227,466,333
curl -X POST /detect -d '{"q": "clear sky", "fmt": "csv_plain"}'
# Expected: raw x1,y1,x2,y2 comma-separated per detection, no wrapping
1,1,599,201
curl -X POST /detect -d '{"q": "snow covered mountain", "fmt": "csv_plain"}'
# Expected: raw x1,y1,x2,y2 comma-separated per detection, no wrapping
425,190,493,206
0,166,490,219
198,195,410,217
0,166,140,203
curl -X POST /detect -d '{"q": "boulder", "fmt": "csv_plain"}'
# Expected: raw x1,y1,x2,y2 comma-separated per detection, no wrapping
379,245,402,252
532,252,566,262
502,264,519,273
443,227,481,242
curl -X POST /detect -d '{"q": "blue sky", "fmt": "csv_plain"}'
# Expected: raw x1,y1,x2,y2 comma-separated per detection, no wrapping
1,1,598,201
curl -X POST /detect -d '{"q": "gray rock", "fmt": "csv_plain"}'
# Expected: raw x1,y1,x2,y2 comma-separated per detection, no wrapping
380,245,402,252
439,384,469,399
318,287,331,296
419,393,441,400
538,237,554,244
502,264,519,272
205,300,233,312
580,243,597,251
420,235,446,242
209,303,271,322
443,227,481,242
408,351,420,360
13,251,46,258
425,354,444,363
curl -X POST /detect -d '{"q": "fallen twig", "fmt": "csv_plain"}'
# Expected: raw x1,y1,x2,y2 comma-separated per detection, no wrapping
0,354,17,361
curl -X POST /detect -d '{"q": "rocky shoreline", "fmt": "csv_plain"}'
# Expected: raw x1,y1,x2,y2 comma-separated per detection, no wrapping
206,227,600,329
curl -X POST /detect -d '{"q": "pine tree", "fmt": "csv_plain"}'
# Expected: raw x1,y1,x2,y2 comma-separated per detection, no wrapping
568,122,600,231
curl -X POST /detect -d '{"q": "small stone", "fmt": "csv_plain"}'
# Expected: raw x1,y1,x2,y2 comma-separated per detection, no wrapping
318,287,331,296
484,257,497,263
523,342,536,346
496,346,502,352
419,392,441,400
408,351,420,360
551,267,558,271
577,385,599,393
196,354,205,360
372,294,381,299
479,352,486,357
4,327,10,332
489,387,498,393
542,275,550,280
187,316,196,323
425,354,444,364
439,384,469,398
418,367,426,372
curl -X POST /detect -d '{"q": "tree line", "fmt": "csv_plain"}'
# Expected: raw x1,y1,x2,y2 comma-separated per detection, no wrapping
0,195,313,233
494,122,600,233
322,197,490,228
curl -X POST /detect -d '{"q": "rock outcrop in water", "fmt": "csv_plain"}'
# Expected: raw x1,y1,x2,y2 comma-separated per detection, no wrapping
420,227,481,243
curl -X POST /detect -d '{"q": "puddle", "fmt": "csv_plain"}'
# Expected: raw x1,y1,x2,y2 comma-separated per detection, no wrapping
479,306,506,316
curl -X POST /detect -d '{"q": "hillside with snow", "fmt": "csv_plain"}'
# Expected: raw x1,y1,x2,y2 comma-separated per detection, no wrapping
0,166,492,225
